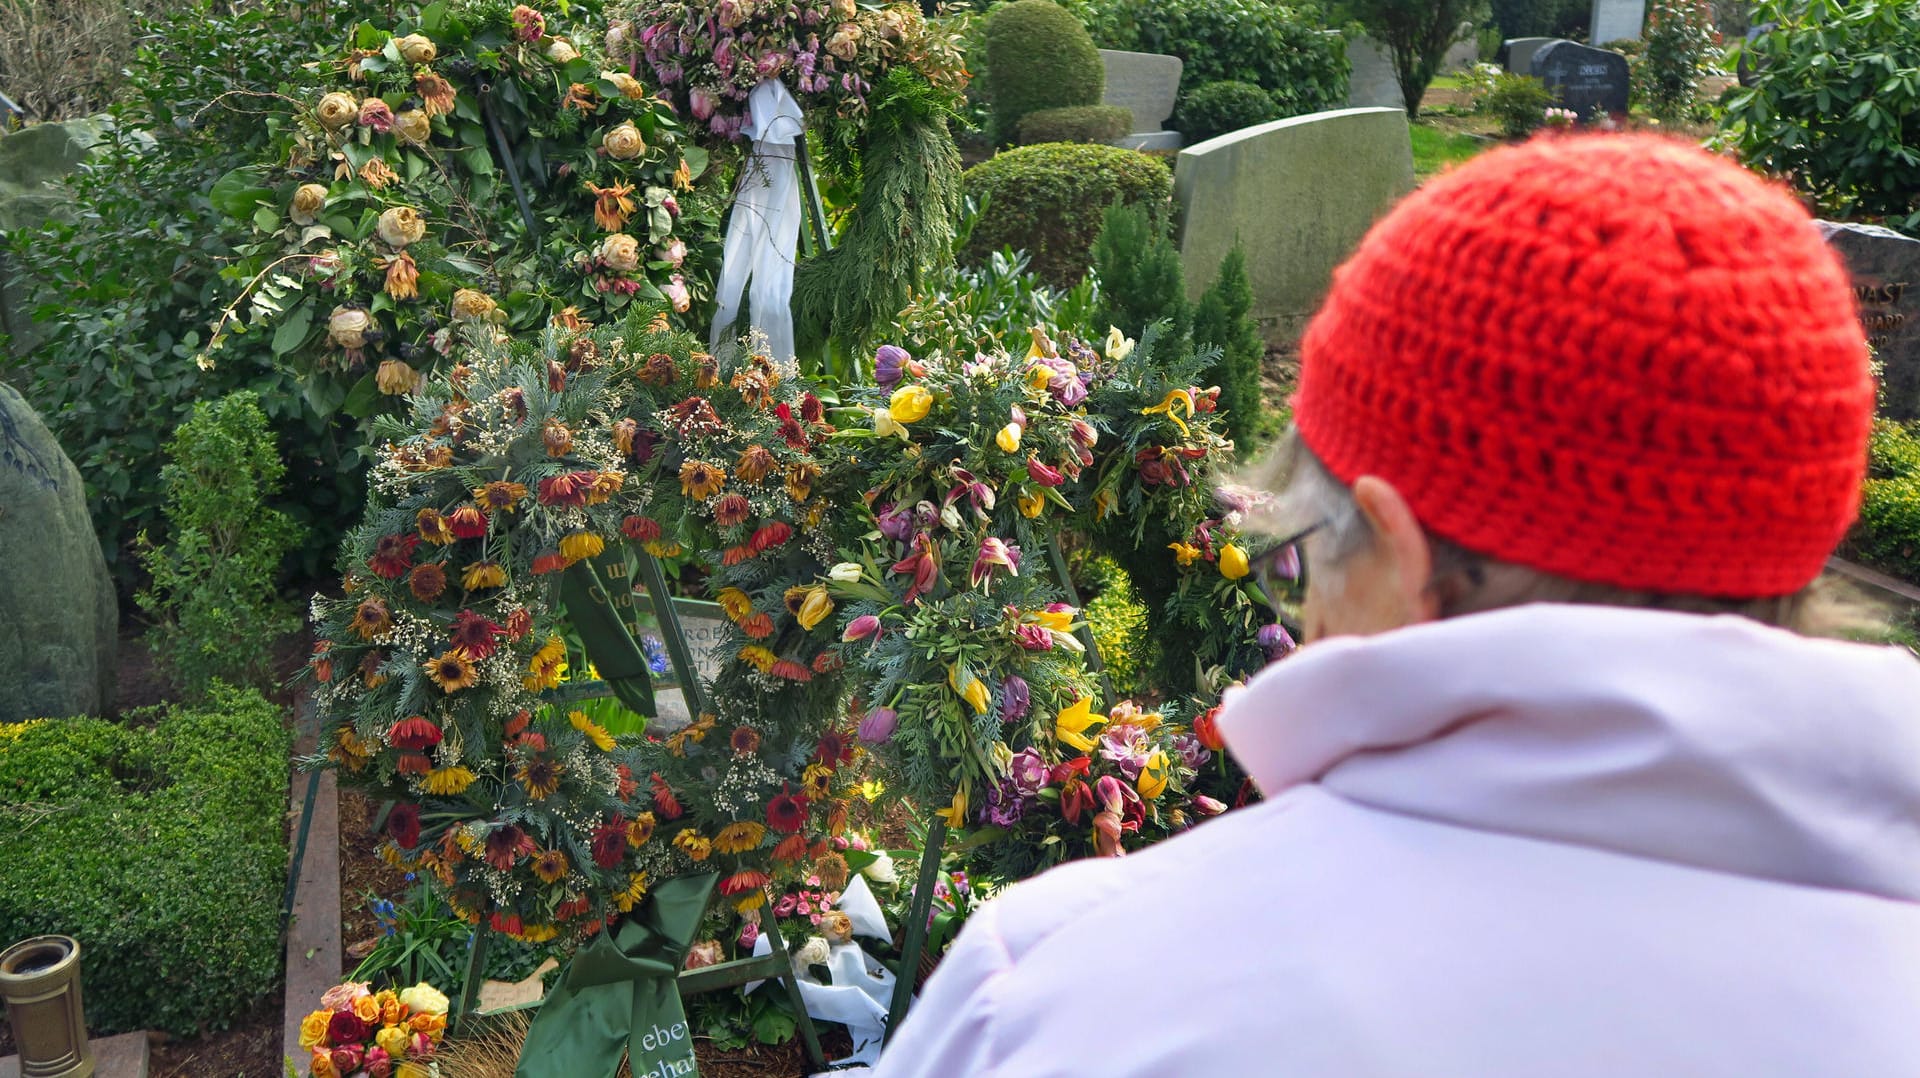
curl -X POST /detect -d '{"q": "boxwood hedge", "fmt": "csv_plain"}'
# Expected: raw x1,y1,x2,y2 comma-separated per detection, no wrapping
960,142,1173,288
0,684,290,1035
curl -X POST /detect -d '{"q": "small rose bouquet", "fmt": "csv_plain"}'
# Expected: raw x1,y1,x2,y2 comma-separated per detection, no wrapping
298,980,449,1078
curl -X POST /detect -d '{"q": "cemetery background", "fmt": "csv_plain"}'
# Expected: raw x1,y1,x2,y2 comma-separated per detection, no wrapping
1,0,1918,1076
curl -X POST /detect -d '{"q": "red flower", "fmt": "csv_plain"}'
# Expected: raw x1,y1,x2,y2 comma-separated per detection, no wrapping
766,785,808,833
771,832,810,862
450,610,506,659
749,522,792,552
721,545,754,566
396,752,433,775
621,516,663,542
815,730,854,768
504,709,532,738
712,493,752,528
1193,705,1225,753
367,533,419,579
448,506,490,539
1049,756,1092,785
770,659,812,682
889,534,941,605
1026,455,1065,487
484,824,533,871
775,403,809,451
811,651,842,674
740,612,775,639
650,773,683,819
1060,776,1093,825
505,608,533,640
616,764,638,800
390,716,443,751
387,802,422,848
490,910,524,936
591,821,627,869
328,1010,370,1046
531,551,572,575
538,471,596,507
800,392,826,425
718,870,770,896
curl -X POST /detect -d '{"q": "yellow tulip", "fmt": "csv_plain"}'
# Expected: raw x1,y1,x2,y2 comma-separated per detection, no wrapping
797,586,835,631
1025,364,1054,392
936,786,969,829
1025,325,1053,360
1105,326,1135,361
996,423,1022,452
1138,750,1170,799
888,384,933,423
1219,543,1251,580
1017,490,1045,518
1055,695,1101,753
1032,608,1074,632
948,664,990,715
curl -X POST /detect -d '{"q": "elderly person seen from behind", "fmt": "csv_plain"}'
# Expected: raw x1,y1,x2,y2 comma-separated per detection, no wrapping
872,134,1920,1077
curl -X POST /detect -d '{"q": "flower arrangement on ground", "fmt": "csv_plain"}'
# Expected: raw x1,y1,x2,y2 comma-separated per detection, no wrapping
298,980,449,1078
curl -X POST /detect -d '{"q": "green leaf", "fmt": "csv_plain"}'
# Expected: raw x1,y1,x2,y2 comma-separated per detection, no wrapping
341,373,383,419
210,169,274,219
251,204,282,233
271,300,314,356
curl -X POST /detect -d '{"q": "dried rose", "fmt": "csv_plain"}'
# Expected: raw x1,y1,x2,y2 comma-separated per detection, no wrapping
510,5,545,42
396,33,437,64
601,70,643,98
596,233,640,273
316,92,359,130
376,206,426,248
290,183,328,226
544,38,579,64
393,108,432,145
328,306,372,350
657,237,687,267
663,274,691,314
831,0,856,16
357,97,395,133
376,359,419,395
826,23,862,61
602,120,645,160
451,288,498,321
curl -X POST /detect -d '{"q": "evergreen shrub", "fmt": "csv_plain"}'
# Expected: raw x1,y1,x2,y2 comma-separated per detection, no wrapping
1086,0,1349,115
1016,104,1135,145
960,143,1172,288
1855,421,1920,583
0,685,290,1036
985,0,1105,145
1174,80,1280,142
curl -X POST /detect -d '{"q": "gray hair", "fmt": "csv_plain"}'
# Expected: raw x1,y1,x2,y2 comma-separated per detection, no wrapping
1240,428,1872,636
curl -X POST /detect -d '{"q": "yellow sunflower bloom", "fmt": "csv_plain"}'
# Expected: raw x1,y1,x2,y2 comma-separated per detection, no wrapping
615,871,650,912
568,710,615,752
679,459,727,499
737,646,777,674
713,821,767,854
422,766,477,795
717,587,753,622
558,531,605,562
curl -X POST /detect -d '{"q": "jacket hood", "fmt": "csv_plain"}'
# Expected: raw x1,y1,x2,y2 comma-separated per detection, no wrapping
1220,604,1920,902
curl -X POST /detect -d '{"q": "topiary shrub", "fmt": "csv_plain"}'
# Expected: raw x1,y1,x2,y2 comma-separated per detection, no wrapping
1852,420,1920,583
1085,0,1349,116
986,0,1105,145
1017,104,1135,145
1174,80,1280,142
1485,70,1555,138
0,685,290,1036
1720,0,1920,234
960,142,1172,288
1642,0,1715,122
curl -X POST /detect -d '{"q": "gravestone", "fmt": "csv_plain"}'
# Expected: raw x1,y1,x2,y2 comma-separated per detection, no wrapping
1100,50,1183,150
1531,40,1631,122
1442,24,1480,72
1344,35,1406,111
0,384,116,722
0,119,106,359
1591,0,1648,44
1174,107,1415,344
1818,221,1920,421
1500,37,1558,74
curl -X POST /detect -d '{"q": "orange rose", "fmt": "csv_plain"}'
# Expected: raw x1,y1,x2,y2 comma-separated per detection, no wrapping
353,994,381,1023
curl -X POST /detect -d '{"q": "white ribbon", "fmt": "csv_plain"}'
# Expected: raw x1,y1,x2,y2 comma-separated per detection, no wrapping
709,79,805,362
744,878,907,1067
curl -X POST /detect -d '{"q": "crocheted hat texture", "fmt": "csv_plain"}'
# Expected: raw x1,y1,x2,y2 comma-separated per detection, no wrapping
1295,134,1875,598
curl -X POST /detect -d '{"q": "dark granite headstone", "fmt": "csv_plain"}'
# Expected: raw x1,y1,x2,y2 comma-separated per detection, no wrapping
1498,36,1559,74
1530,40,1631,122
1818,220,1920,421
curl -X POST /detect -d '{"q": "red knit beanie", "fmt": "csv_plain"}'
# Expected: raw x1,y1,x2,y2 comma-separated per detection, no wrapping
1295,134,1875,598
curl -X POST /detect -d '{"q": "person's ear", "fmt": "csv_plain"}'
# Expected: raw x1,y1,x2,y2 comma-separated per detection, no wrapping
1350,475,1440,625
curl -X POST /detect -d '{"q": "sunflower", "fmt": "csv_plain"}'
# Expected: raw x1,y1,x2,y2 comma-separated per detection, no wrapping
802,762,835,801
531,848,569,884
422,766,477,795
409,562,447,602
679,459,727,499
367,533,419,579
462,561,507,591
348,597,393,640
587,471,625,506
473,481,528,513
713,821,767,855
558,532,605,562
614,871,650,912
415,70,457,117
672,828,712,861
417,508,455,545
569,710,615,752
765,786,808,834
517,756,564,799
716,587,753,622
730,725,762,755
737,646,777,674
627,812,658,847
712,493,753,528
735,444,777,483
424,650,480,693
783,586,811,618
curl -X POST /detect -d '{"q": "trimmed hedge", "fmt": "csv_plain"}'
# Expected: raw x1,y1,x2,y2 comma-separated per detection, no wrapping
1017,104,1134,145
1086,0,1349,115
1854,421,1920,583
961,143,1172,288
985,0,1105,145
0,685,291,1035
1175,80,1280,142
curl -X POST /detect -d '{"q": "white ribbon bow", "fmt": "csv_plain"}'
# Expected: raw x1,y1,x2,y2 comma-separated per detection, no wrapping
709,79,806,362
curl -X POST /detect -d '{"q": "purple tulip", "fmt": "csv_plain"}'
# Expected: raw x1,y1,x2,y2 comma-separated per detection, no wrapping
875,344,912,389
858,707,898,743
1008,749,1049,797
1000,675,1030,724
1258,623,1297,658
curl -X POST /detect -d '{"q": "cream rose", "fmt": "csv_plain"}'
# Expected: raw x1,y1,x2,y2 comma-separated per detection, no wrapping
376,206,426,248
826,23,862,61
375,359,419,395
290,183,329,226
597,233,640,273
316,92,359,130
396,33,438,65
604,23,628,54
328,306,371,349
603,120,646,160
451,288,498,321
398,982,450,1016
544,38,579,64
602,71,644,99
831,0,856,17
394,108,432,145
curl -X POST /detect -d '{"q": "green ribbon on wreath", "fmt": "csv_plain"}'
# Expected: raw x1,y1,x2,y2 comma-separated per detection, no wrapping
514,872,719,1078
559,553,657,723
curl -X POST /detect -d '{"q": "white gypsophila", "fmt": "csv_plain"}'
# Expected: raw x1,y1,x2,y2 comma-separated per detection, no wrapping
711,755,782,818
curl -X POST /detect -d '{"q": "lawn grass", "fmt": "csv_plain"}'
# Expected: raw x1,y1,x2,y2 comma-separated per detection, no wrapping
1410,122,1490,179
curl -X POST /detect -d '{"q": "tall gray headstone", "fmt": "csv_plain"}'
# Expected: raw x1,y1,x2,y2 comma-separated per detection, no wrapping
1100,49,1184,150
1500,37,1558,74
1344,35,1406,111
1174,107,1415,343
1591,0,1647,43
1818,221,1920,421
0,384,117,721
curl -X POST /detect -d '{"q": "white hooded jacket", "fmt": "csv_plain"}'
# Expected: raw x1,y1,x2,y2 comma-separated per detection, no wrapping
873,604,1920,1077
